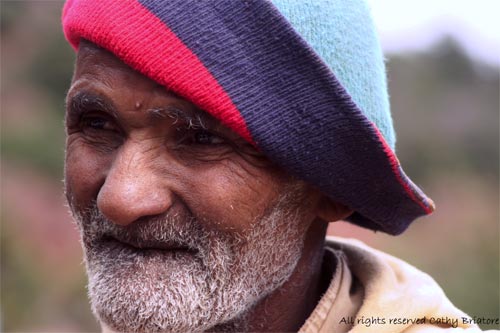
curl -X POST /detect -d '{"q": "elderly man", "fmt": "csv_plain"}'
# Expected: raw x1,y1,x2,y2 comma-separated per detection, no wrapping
62,0,487,332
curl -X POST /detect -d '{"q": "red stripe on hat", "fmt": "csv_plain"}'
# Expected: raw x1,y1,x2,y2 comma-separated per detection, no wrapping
370,122,434,214
62,0,254,145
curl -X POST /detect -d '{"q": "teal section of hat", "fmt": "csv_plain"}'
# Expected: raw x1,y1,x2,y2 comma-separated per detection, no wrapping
271,0,396,149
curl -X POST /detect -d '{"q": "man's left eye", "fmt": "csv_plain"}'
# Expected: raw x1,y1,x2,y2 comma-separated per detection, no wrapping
194,130,225,145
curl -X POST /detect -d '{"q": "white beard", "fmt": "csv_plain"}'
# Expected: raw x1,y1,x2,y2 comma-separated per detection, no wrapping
71,186,309,332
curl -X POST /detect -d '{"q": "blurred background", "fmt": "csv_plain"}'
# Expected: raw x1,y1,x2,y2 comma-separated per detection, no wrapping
1,0,498,331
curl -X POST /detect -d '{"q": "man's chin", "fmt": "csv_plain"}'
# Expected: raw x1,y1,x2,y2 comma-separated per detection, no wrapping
85,247,215,333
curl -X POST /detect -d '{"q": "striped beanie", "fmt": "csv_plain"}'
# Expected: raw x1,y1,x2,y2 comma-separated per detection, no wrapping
62,0,435,235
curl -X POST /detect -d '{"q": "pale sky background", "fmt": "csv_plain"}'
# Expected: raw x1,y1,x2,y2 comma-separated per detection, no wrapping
368,0,500,65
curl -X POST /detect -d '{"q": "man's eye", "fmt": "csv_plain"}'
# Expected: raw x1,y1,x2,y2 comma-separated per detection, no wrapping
82,116,115,131
193,130,225,145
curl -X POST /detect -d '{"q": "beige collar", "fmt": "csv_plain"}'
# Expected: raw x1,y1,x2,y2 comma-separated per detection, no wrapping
299,247,364,333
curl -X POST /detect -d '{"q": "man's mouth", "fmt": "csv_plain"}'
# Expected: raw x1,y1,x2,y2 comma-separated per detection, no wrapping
100,234,198,255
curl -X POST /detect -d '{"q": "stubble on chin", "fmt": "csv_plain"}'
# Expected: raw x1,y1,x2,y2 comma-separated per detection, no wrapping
69,184,309,332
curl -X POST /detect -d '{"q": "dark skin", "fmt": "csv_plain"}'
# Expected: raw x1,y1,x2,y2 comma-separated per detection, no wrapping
65,40,353,332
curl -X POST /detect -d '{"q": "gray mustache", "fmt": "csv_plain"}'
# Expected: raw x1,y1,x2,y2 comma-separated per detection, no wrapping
78,204,207,252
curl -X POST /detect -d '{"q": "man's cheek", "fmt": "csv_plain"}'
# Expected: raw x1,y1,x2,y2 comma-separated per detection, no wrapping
65,143,110,209
185,163,281,235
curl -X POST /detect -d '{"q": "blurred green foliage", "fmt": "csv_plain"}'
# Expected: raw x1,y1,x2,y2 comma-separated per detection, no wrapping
1,1,74,179
1,219,41,327
1,116,65,179
27,33,75,107
0,2,25,35
389,38,499,183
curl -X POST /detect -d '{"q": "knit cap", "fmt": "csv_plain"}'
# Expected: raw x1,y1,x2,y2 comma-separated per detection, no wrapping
62,0,435,235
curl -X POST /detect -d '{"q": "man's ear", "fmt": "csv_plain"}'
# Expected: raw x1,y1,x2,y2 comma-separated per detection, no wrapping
316,196,353,222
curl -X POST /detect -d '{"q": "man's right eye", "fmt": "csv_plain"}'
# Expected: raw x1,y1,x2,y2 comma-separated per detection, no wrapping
76,113,123,152
82,114,117,132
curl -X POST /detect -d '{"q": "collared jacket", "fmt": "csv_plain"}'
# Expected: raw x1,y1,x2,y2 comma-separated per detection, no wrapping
301,237,497,333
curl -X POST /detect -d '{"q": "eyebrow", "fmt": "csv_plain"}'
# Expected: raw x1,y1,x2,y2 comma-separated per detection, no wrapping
66,91,117,120
148,106,208,129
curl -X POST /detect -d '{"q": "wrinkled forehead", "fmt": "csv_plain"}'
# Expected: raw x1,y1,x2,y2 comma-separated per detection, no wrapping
71,39,223,129
74,40,157,90
74,40,123,74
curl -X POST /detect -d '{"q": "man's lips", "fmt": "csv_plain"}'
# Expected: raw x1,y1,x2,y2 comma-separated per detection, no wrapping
100,235,198,254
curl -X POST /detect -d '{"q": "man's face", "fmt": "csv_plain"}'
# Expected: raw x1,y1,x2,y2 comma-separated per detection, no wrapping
64,41,321,332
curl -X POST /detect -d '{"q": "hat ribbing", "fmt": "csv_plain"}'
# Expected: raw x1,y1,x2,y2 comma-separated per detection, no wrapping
272,0,395,149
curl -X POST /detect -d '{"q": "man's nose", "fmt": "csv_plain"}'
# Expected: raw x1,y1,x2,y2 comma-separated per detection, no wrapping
97,144,173,226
